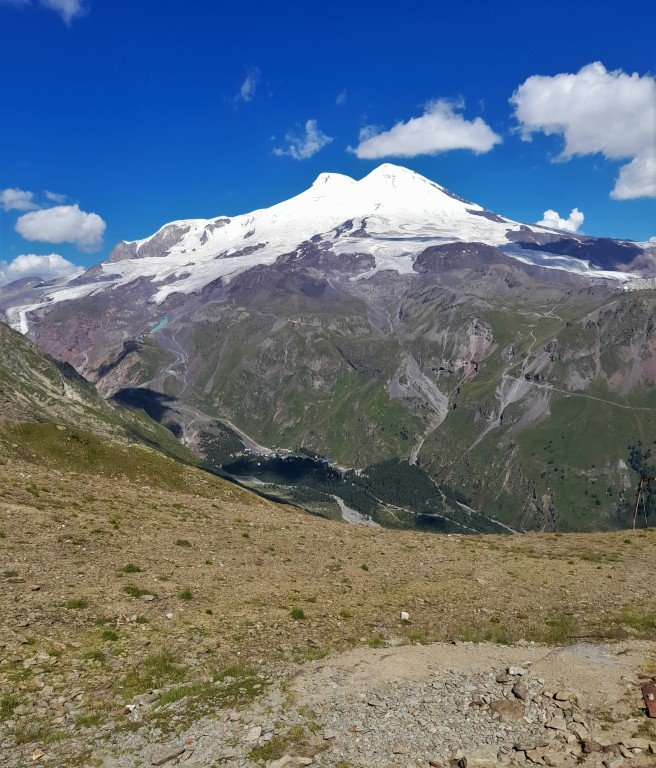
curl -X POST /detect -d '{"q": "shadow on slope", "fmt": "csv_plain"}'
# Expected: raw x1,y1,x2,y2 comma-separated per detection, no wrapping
112,387,182,438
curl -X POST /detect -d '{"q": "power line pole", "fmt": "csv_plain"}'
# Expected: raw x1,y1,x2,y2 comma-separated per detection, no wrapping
633,474,655,530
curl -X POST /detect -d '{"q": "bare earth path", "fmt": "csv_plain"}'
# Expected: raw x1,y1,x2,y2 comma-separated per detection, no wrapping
90,639,654,768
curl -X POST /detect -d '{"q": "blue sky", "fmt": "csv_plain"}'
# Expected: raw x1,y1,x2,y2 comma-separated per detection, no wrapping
0,0,655,274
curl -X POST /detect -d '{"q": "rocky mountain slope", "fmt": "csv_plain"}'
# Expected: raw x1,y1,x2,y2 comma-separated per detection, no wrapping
0,320,213,473
1,165,655,532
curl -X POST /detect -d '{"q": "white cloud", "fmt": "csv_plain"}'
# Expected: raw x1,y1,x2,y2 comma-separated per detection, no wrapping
0,253,80,286
15,204,106,252
1,187,39,212
511,62,656,200
235,67,260,103
351,98,502,159
1,0,85,23
536,208,585,233
336,90,347,106
44,190,67,203
40,0,84,23
273,119,333,160
612,152,656,201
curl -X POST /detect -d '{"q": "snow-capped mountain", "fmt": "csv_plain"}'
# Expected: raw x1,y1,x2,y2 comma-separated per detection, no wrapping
2,163,655,533
3,164,653,334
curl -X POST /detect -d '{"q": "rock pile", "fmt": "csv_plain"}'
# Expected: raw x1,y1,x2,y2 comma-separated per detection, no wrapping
63,663,652,768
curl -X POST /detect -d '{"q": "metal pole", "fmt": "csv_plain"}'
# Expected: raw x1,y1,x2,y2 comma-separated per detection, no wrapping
632,476,643,530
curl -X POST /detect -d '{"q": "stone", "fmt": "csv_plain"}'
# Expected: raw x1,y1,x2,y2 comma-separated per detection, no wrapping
150,745,186,766
489,698,525,721
621,737,649,750
546,716,567,731
568,722,588,741
543,754,569,767
514,739,550,752
400,611,410,621
554,691,570,701
245,725,262,741
512,681,528,700
467,746,498,766
508,667,527,676
270,758,294,768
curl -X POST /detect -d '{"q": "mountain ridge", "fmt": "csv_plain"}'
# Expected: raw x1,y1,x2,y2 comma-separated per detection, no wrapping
3,164,654,336
1,164,655,533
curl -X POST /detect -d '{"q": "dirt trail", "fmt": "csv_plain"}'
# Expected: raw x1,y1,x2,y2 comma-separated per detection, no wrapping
294,639,649,715
67,639,656,768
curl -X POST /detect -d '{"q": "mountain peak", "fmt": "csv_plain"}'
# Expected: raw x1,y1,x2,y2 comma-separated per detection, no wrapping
364,162,425,180
361,163,438,190
358,163,468,203
311,171,356,189
311,164,442,194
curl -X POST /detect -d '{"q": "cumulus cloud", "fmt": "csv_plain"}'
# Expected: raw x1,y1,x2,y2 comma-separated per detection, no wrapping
351,99,502,159
511,62,656,200
1,187,39,212
273,119,333,160
15,204,106,252
536,208,585,233
235,67,260,103
1,0,86,23
0,253,80,287
612,152,656,201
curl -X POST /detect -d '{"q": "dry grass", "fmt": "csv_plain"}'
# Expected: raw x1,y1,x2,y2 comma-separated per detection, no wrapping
0,452,654,753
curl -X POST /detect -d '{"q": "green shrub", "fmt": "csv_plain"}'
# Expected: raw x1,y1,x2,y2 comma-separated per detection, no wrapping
65,598,87,610
121,563,142,573
123,584,146,598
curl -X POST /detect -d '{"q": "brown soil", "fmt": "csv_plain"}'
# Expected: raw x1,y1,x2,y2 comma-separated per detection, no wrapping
1,452,654,765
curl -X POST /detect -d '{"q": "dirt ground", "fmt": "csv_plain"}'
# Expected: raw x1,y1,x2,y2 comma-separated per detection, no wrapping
1,452,655,766
292,639,653,744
